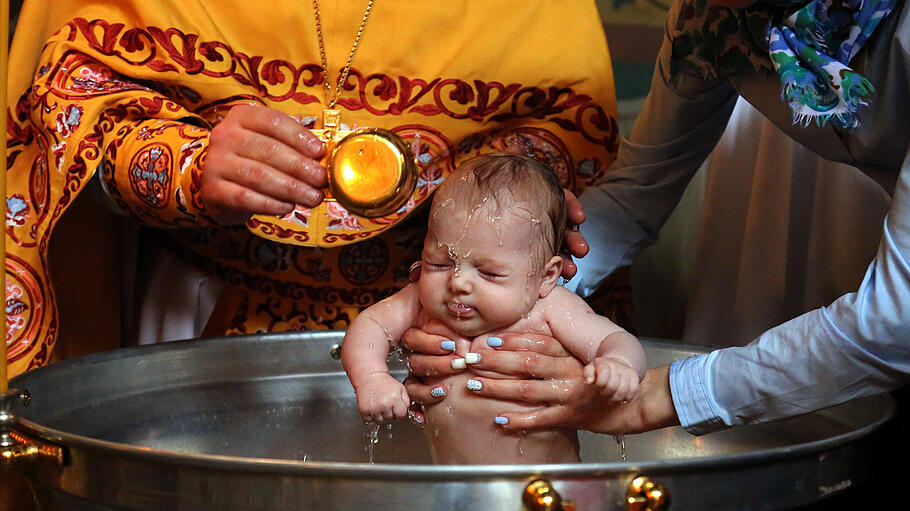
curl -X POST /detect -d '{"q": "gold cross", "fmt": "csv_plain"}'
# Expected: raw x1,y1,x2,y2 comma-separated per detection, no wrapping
310,108,353,144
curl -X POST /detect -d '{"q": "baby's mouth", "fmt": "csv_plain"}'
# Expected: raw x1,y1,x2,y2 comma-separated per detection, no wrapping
446,301,476,317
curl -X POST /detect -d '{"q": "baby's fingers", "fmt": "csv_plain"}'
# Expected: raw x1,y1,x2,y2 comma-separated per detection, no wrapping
363,413,384,424
591,359,614,388
583,364,596,384
609,378,639,403
392,389,410,420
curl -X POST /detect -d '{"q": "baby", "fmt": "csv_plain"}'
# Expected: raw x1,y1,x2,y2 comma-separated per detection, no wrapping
341,153,646,464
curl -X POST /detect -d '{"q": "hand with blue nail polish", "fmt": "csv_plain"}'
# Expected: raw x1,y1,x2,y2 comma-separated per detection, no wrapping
401,320,471,380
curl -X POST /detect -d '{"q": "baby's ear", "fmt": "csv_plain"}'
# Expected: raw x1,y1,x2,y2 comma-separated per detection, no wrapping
538,255,563,298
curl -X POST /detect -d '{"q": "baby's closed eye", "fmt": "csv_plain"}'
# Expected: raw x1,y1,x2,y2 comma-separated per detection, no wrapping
478,269,507,280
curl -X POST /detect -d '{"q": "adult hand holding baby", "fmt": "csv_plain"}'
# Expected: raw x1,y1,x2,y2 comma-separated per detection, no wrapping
561,189,588,280
402,325,589,423
475,349,679,436
403,326,676,435
400,319,473,424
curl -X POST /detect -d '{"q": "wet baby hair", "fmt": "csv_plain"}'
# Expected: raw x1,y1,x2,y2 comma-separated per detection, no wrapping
431,152,567,257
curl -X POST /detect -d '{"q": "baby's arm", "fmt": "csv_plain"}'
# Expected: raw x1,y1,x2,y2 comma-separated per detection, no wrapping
545,287,647,402
341,284,422,423
583,331,646,402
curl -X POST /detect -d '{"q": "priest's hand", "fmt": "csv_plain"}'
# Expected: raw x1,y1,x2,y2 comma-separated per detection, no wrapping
200,104,328,225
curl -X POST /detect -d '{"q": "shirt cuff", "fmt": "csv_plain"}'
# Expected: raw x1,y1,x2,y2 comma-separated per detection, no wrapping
669,351,729,436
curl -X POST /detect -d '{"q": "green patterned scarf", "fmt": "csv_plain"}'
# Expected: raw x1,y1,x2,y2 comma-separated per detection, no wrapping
665,0,897,128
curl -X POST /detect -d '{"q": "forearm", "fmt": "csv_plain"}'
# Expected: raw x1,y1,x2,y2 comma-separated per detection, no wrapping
27,43,217,228
577,365,680,435
341,313,399,388
99,117,216,227
570,62,738,296
631,366,680,433
672,166,910,434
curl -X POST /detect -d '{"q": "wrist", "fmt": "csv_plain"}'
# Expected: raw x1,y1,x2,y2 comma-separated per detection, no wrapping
351,369,393,389
638,366,680,431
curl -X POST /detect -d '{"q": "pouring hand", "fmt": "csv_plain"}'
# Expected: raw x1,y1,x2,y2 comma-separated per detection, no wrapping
561,189,589,280
201,104,328,225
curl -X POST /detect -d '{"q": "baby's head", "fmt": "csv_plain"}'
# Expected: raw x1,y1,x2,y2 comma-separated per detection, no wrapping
419,153,567,336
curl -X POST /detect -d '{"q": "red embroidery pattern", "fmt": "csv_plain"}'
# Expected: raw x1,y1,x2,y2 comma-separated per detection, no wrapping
4,15,621,362
129,143,172,208
246,218,311,244
61,18,618,149
338,239,389,286
5,255,49,365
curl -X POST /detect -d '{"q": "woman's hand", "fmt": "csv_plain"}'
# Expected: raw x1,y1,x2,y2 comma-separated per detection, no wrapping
400,320,471,423
201,104,328,225
561,189,589,280
467,333,680,435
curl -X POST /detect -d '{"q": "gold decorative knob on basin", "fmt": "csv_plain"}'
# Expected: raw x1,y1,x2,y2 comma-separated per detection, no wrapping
627,475,670,511
1,389,64,468
523,478,575,511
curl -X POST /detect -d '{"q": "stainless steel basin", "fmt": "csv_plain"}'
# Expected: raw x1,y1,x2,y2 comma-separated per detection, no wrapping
5,331,894,510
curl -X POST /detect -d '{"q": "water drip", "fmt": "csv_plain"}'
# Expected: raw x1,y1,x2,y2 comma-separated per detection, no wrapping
365,422,381,464
614,434,627,462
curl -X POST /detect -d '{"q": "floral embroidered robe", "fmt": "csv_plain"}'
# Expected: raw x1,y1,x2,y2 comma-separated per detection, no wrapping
5,0,621,376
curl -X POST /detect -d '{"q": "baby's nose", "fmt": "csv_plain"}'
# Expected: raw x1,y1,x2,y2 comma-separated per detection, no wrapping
447,273,472,293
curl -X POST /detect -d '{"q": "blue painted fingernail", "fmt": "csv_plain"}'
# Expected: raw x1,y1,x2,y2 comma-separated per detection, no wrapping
430,387,446,398
487,336,503,347
467,379,482,391
494,416,509,425
440,340,456,351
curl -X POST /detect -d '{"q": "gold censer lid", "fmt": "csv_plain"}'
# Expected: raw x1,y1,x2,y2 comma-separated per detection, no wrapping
326,128,417,218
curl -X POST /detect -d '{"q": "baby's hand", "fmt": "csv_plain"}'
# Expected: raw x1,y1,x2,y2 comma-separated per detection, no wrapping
355,373,410,423
583,357,640,402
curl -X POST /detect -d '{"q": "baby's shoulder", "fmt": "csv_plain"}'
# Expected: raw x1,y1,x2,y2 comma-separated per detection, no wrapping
537,285,590,310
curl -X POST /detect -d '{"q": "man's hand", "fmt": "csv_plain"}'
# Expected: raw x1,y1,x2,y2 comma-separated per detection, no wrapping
201,104,328,225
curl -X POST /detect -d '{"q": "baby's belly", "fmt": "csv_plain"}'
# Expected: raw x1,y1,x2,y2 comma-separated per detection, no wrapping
422,372,579,465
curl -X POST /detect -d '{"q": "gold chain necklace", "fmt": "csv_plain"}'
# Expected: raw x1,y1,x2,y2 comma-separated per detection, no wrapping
312,0,373,111
310,0,416,218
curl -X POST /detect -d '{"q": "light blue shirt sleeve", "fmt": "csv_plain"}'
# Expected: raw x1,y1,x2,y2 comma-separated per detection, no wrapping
671,145,910,435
